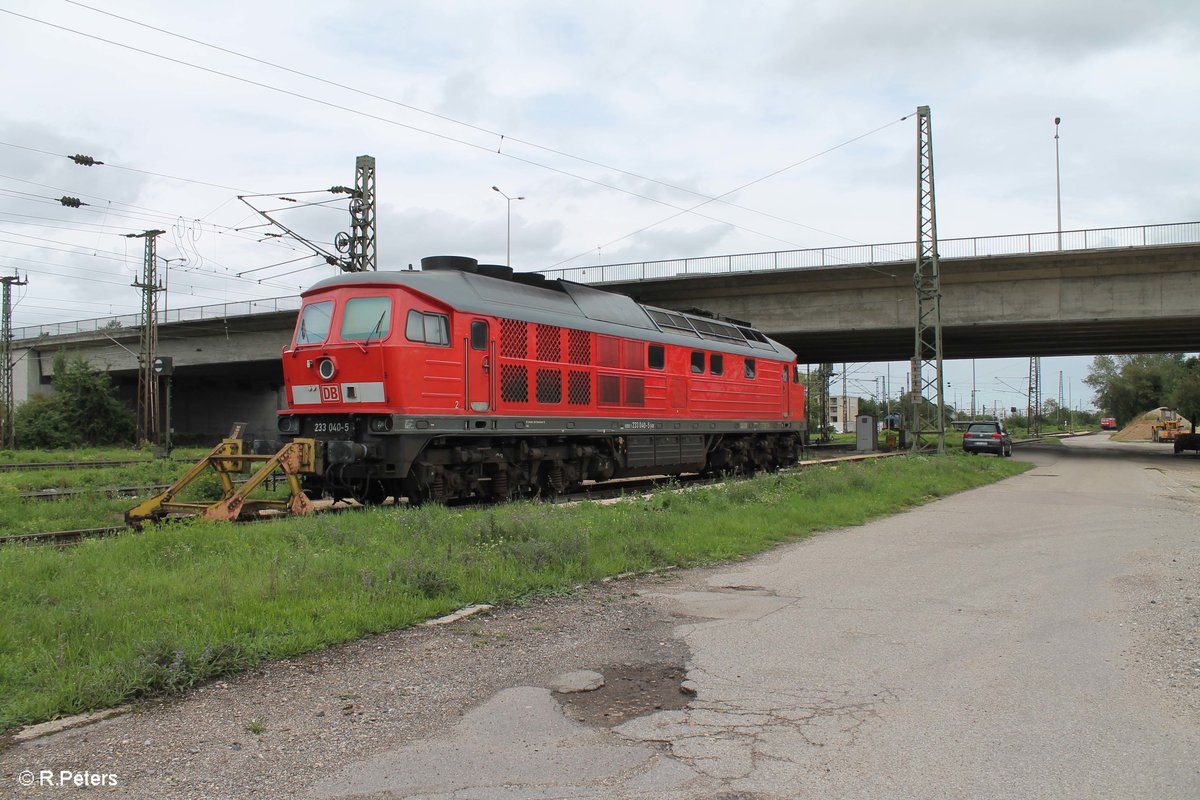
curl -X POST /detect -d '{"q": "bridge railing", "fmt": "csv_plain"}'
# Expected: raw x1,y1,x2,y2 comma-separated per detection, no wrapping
14,221,1199,341
13,296,301,342
538,220,1200,283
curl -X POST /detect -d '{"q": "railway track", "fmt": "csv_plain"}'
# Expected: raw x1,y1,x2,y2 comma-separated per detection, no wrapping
0,458,189,472
0,459,155,472
0,526,128,545
3,451,903,547
18,474,281,501
18,484,173,501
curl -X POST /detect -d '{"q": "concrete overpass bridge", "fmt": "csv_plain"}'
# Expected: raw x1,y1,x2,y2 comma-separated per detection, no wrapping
541,221,1200,362
11,221,1200,438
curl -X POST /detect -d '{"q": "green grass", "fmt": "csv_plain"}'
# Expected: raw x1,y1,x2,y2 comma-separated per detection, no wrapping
0,451,288,534
0,453,1028,731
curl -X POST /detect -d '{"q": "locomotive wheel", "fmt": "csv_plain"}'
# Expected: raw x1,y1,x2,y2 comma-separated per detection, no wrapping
351,477,390,506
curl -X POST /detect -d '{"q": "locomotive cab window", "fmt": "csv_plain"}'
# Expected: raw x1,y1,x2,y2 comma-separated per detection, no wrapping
405,310,450,346
710,353,724,376
470,320,488,350
295,300,333,345
648,344,665,370
340,297,392,341
691,351,705,374
744,358,756,379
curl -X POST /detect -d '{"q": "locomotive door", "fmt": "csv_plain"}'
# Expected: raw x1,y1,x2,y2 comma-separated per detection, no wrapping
782,364,791,418
467,319,492,411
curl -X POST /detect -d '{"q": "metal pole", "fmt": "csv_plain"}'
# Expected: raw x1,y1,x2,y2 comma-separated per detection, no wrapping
1055,117,1062,251
165,375,173,453
911,105,945,453
1,272,29,448
492,186,524,267
971,358,976,418
350,155,377,272
127,229,165,444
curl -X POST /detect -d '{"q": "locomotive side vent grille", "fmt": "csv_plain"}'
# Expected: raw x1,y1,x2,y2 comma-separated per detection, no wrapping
567,370,590,405
622,339,644,370
623,376,646,406
536,324,562,362
568,329,590,364
500,364,528,402
500,318,528,359
597,335,620,367
598,374,620,406
535,369,562,404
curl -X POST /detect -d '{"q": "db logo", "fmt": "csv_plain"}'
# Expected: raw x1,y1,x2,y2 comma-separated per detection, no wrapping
320,384,341,402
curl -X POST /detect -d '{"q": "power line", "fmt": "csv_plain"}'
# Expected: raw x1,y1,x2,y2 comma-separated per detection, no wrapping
3,6,903,255
0,139,252,194
0,174,309,250
56,0,895,249
0,193,330,294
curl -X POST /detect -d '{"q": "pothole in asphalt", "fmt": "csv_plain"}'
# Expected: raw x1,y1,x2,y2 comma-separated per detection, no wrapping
555,663,691,728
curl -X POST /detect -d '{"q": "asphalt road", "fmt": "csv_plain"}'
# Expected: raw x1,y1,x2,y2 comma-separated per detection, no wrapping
315,435,1200,799
4,435,1197,799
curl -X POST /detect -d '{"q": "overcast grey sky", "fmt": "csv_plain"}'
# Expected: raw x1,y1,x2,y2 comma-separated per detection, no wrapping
2,0,1198,411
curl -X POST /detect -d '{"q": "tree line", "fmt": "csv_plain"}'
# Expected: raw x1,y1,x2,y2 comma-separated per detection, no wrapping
1084,354,1200,430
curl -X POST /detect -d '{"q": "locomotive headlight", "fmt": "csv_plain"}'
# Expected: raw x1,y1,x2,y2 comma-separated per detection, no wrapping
277,415,300,434
317,357,337,381
369,415,394,433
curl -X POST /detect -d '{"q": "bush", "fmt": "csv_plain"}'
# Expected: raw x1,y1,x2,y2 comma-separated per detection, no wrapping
14,354,135,448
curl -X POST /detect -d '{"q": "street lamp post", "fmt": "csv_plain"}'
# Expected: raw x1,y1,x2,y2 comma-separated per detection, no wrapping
1054,116,1062,250
159,256,185,317
491,186,524,267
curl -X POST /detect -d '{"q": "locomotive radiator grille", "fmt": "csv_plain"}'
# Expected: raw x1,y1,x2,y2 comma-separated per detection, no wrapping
567,370,590,405
535,324,562,362
568,329,590,364
500,318,528,359
535,369,562,404
500,364,528,402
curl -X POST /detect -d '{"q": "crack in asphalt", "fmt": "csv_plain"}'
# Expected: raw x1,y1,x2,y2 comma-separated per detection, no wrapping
615,675,897,782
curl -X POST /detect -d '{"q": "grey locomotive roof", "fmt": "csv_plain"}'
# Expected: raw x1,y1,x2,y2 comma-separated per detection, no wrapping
305,268,796,361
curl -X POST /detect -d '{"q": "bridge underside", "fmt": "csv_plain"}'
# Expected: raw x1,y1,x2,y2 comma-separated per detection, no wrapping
611,244,1200,365
782,314,1200,363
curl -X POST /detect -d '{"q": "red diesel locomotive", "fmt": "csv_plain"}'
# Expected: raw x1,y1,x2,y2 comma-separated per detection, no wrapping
273,255,806,503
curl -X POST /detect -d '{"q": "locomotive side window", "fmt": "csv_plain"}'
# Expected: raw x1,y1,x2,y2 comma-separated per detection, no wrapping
710,354,724,376
340,297,392,341
690,351,705,374
295,300,333,345
470,320,488,350
744,358,756,379
405,310,450,346
648,345,665,370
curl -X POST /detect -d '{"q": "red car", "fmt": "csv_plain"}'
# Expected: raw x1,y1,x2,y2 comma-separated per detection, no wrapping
1100,417,1118,430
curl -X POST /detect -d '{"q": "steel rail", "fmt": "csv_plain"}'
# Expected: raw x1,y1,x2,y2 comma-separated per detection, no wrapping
3,451,904,546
